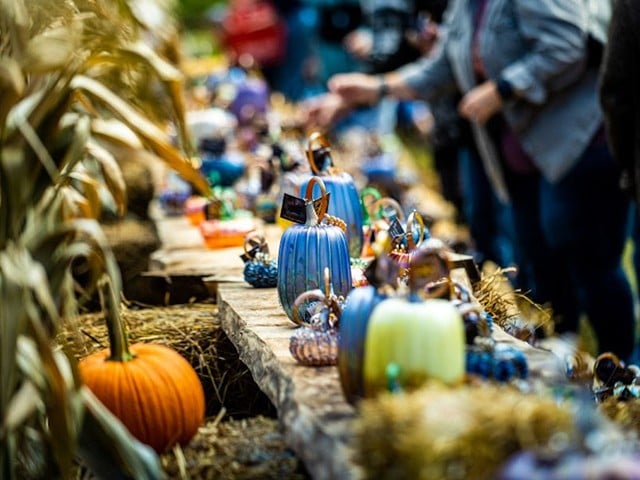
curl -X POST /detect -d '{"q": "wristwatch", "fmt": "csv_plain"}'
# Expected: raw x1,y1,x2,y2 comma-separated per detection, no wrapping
496,77,514,101
377,75,390,100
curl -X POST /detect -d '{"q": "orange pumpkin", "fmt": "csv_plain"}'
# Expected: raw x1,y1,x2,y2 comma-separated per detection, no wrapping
79,295,205,453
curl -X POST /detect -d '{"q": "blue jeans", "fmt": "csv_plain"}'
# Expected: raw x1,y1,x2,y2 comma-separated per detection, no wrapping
504,139,635,359
459,146,518,272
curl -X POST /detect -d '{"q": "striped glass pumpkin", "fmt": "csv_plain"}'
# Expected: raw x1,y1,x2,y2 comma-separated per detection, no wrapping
338,285,387,404
277,176,352,322
301,133,364,258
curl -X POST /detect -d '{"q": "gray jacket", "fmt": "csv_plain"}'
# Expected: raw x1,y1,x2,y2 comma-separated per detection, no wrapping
397,0,600,201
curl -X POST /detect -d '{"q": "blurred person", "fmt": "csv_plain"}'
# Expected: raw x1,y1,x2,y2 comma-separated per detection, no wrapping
343,0,425,135
306,0,365,84
262,0,316,101
406,3,518,272
600,0,638,209
307,0,635,360
599,0,640,358
314,0,521,276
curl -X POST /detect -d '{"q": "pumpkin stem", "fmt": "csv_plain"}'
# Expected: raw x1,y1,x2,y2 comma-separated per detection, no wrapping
303,176,328,224
305,201,319,227
99,276,134,362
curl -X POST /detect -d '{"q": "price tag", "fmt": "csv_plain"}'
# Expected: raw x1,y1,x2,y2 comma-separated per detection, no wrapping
388,217,405,242
279,193,330,225
240,245,261,263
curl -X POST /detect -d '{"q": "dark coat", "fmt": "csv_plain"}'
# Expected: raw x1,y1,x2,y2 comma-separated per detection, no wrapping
599,0,640,206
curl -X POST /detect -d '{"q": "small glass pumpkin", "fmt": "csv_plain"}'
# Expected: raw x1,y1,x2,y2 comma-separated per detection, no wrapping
289,268,343,366
386,208,427,273
241,232,278,288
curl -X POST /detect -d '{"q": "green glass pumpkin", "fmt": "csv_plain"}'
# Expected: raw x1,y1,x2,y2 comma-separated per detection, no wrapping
277,176,352,322
362,249,465,397
363,297,465,397
301,132,364,258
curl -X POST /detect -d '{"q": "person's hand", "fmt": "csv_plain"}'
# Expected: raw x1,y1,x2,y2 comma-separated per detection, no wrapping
458,81,503,125
344,29,373,60
301,92,352,130
328,73,380,106
406,17,440,56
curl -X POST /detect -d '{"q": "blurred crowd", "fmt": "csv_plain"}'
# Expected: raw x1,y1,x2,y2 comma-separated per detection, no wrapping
210,0,639,363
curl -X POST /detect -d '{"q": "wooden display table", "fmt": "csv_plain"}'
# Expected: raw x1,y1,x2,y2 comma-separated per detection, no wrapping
216,282,566,480
149,212,568,479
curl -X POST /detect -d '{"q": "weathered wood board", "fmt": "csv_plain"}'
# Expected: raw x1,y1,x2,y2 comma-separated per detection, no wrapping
217,284,363,480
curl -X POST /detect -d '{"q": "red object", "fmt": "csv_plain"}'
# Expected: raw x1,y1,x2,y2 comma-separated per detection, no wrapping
221,0,287,67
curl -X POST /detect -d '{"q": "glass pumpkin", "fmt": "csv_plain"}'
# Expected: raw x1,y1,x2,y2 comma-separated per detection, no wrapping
301,132,364,258
362,250,466,397
277,176,352,322
338,284,388,404
198,137,246,188
338,255,400,404
363,297,466,397
241,232,278,288
289,268,342,366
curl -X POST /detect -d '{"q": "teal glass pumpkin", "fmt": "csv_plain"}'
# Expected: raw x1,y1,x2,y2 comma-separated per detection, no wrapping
338,285,387,404
301,133,364,258
277,176,353,322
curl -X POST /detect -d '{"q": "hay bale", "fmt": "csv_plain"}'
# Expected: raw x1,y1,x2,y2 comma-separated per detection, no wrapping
353,383,575,480
600,398,640,435
60,303,275,418
473,267,553,343
161,416,308,480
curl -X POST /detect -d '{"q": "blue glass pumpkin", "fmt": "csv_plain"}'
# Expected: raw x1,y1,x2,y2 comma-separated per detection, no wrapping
301,133,364,258
277,176,352,322
338,284,387,404
199,137,246,187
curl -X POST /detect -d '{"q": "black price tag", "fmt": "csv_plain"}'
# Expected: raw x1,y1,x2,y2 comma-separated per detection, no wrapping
240,245,261,263
279,193,330,225
388,217,405,241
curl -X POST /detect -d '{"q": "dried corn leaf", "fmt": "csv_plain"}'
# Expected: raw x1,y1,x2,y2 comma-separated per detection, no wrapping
70,75,210,196
22,25,78,73
86,140,127,216
0,58,25,126
68,172,102,219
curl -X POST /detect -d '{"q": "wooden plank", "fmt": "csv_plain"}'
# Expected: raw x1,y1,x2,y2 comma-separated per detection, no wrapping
151,215,282,275
217,283,363,480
